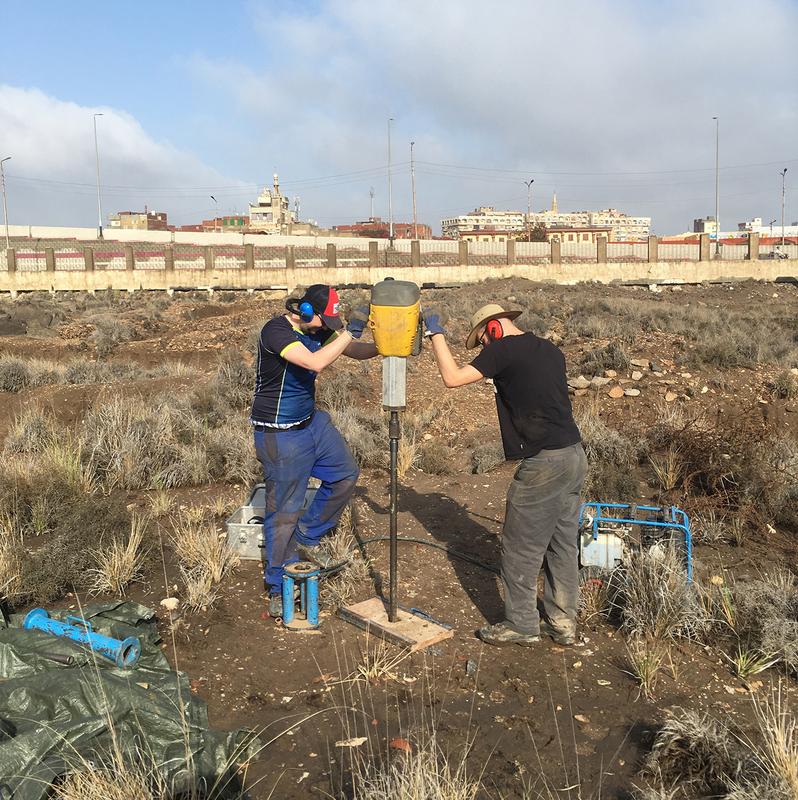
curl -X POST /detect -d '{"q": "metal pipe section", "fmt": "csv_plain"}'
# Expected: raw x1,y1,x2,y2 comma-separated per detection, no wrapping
23,608,141,668
388,410,400,622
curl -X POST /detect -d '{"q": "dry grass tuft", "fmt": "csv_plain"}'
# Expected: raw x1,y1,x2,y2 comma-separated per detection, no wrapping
624,636,668,701
609,546,710,641
0,516,25,599
470,440,504,474
352,731,479,800
148,488,174,517
89,514,148,596
398,434,419,477
170,518,239,584
649,447,684,491
320,503,370,610
180,565,221,613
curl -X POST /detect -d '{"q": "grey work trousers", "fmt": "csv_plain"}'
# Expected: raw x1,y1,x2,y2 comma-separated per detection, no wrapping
501,443,588,635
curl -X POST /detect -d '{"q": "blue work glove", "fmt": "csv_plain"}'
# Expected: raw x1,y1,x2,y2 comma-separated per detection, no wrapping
422,307,447,337
346,305,370,339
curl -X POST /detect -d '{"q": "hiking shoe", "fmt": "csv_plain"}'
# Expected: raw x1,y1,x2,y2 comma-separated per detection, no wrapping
268,594,283,618
539,620,577,646
477,622,541,647
297,543,337,569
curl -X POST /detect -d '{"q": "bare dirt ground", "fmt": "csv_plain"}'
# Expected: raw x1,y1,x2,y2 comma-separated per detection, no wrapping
1,278,797,798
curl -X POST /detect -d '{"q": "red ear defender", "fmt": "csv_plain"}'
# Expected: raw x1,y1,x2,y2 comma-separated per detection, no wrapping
486,319,503,341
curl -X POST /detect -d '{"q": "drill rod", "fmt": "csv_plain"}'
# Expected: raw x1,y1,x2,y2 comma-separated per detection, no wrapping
388,410,400,622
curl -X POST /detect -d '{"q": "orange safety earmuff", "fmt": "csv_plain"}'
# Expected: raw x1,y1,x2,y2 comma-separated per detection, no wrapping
486,319,503,341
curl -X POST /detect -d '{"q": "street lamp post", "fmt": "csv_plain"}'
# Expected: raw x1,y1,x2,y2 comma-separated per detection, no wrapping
770,219,777,239
1,156,10,251
387,118,394,244
93,113,104,239
524,178,535,242
781,168,788,248
410,141,418,240
712,116,720,256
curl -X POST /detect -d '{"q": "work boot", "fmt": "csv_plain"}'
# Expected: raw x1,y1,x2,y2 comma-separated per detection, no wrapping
539,619,577,646
297,543,337,569
268,594,283,618
477,622,540,647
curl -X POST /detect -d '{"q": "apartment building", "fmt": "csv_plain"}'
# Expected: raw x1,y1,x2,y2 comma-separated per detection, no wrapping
248,174,296,233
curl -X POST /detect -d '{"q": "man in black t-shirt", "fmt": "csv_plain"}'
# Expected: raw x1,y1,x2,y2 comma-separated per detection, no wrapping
424,303,587,647
251,285,377,618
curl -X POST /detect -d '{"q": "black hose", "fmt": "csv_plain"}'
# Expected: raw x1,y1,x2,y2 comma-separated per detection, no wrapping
356,536,500,575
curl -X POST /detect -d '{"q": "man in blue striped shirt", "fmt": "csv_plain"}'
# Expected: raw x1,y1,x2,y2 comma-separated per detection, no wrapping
251,285,376,617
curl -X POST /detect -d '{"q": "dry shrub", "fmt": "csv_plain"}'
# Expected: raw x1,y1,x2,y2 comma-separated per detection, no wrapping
211,350,254,410
320,503,369,610
574,401,642,500
89,514,148,596
12,483,132,604
732,567,798,675
470,440,504,474
0,517,25,599
92,316,133,357
641,687,798,800
0,355,32,392
2,407,57,455
772,371,798,400
53,767,153,800
609,547,710,641
418,440,456,475
577,340,630,375
330,406,386,468
642,708,747,795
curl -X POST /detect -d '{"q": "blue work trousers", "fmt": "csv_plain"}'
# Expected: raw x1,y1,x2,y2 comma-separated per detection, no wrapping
253,410,359,595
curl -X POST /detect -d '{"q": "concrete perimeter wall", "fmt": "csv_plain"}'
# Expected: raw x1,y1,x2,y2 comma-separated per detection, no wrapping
0,231,795,293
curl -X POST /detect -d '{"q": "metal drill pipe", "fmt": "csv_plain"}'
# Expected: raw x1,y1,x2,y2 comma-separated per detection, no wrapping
388,410,400,622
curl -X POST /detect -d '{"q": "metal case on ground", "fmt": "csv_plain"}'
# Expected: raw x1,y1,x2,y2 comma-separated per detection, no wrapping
226,481,320,560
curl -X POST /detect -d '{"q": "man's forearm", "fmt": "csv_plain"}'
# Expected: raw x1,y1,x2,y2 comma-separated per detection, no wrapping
345,341,379,360
430,334,461,385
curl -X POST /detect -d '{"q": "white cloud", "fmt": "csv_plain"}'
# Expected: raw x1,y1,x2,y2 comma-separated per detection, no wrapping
0,85,250,227
187,0,798,232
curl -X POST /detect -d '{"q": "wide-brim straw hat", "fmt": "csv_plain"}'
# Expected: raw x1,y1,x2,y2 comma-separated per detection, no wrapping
465,304,522,349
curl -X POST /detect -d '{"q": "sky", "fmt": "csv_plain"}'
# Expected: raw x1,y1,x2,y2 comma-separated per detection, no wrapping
1,0,797,235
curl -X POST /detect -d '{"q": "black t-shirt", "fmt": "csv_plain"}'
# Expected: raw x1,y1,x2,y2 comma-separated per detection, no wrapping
470,333,581,460
250,316,336,425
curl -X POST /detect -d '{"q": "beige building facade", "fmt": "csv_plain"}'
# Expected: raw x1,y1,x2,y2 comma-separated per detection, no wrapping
248,174,296,233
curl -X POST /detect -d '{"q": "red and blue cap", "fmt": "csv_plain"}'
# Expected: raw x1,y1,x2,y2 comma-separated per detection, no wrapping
301,284,342,330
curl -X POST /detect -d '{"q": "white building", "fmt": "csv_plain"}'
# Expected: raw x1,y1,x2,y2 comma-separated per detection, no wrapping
442,196,650,241
441,206,526,238
738,217,798,237
248,174,296,233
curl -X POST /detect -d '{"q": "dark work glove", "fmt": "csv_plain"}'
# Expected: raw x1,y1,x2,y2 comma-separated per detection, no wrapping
346,305,370,339
422,307,447,337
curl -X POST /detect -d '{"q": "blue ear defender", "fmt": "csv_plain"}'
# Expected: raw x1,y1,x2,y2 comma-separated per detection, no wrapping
298,301,315,322
286,298,316,322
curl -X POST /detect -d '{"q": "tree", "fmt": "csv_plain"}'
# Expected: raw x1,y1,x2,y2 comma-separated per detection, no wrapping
515,224,547,242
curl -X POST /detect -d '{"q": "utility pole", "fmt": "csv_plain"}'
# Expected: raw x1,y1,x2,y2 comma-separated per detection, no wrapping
93,113,104,239
410,141,418,239
369,187,375,221
387,118,394,243
781,168,788,248
713,116,720,256
1,157,10,251
524,178,535,242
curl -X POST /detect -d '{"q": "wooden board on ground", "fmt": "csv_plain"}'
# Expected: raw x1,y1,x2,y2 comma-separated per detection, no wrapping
338,598,454,652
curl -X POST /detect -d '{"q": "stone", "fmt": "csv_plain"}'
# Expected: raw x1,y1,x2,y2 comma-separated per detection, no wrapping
624,388,641,397
574,388,590,397
791,368,798,376
650,361,664,373
701,386,709,394
590,376,611,387
160,597,180,611
665,391,678,402
680,372,692,379
631,370,643,381
604,369,617,378
630,358,650,369
568,375,591,390
608,386,625,399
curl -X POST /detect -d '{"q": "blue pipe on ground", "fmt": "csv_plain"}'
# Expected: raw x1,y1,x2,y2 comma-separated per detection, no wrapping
22,608,141,669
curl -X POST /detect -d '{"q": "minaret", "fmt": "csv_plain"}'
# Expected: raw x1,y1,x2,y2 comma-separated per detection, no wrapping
273,173,280,195
551,192,558,214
